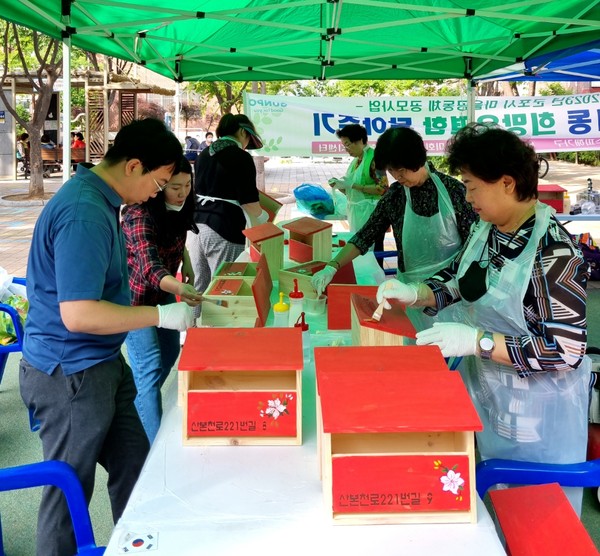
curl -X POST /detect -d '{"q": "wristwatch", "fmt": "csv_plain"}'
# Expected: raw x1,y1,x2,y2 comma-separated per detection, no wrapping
479,331,495,361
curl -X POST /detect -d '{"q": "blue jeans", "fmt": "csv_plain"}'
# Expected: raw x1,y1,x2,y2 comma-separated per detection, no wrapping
125,323,181,444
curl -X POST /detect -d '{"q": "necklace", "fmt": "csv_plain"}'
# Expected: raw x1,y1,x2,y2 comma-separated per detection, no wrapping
499,202,536,234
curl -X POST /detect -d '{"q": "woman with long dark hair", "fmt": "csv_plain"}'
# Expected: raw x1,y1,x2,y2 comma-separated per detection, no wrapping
122,156,202,443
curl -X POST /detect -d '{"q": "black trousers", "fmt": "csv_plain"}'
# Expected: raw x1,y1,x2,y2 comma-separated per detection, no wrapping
20,353,150,556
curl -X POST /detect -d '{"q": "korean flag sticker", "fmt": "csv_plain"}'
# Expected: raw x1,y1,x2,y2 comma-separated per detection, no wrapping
119,531,159,552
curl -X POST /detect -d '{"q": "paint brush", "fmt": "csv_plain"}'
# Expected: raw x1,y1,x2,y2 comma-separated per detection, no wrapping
369,299,386,322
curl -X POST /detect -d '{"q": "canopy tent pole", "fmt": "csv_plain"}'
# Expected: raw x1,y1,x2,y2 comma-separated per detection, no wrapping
62,37,72,183
466,79,476,124
174,81,181,138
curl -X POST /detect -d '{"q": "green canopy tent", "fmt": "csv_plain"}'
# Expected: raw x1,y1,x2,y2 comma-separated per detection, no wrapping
4,0,600,82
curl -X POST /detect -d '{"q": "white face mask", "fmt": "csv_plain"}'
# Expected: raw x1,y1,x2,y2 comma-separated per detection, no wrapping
165,202,184,212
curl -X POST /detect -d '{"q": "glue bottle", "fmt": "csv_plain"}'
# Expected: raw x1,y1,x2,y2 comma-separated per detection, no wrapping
272,292,290,327
288,278,305,328
293,311,311,360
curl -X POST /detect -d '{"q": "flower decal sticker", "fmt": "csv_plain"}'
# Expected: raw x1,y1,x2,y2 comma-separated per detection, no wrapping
258,394,294,426
434,459,465,501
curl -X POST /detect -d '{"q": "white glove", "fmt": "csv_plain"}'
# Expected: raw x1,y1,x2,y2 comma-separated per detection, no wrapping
376,279,419,310
415,323,478,358
311,265,338,296
157,302,195,331
328,177,350,190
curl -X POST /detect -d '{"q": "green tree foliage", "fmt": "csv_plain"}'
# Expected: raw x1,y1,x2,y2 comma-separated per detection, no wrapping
0,21,62,196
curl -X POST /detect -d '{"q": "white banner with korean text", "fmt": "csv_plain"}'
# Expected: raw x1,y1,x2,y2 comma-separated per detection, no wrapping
245,93,600,157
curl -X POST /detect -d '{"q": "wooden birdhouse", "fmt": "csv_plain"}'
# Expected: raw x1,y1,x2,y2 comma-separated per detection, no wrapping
201,253,272,328
279,260,356,300
282,217,332,263
314,345,482,524
350,293,416,346
179,327,304,446
243,222,284,279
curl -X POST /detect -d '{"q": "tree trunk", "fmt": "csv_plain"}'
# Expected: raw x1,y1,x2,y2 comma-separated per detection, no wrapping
27,135,45,197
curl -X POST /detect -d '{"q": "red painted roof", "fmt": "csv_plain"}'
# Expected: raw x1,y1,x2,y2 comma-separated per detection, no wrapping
315,346,482,433
242,222,284,243
282,216,332,235
179,327,303,371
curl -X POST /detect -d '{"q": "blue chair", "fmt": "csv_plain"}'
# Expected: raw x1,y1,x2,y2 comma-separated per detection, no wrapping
0,277,39,431
0,460,105,555
476,457,600,499
373,250,398,275
0,277,26,385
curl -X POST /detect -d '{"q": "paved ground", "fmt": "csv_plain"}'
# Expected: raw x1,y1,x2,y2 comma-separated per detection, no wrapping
1,157,600,278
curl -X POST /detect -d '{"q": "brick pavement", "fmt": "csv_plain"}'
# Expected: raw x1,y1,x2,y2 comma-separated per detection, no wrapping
1,157,600,278
0,158,350,277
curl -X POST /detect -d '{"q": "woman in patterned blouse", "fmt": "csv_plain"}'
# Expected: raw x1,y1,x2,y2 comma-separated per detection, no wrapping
378,123,591,515
312,126,478,331
122,156,203,443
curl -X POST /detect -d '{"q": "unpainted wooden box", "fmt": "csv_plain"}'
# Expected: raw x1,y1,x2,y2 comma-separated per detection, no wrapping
282,217,332,263
243,222,284,279
350,293,416,346
201,254,272,328
179,327,304,446
314,345,482,524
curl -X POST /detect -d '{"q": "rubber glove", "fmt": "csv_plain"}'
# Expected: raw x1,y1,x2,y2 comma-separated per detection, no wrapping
329,177,350,190
376,279,419,310
157,302,195,331
415,322,478,358
311,265,337,297
179,284,203,307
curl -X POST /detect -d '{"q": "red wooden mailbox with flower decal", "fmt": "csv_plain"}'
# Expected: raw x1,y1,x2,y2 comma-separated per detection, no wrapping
314,345,482,524
179,327,304,446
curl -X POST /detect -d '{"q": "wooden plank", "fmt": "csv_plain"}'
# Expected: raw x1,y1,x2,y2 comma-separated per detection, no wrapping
215,261,257,277
243,221,284,243
288,238,313,263
252,265,272,327
315,353,482,433
179,327,304,371
331,454,472,513
350,293,416,337
259,190,283,222
282,216,332,235
327,284,378,329
489,483,598,556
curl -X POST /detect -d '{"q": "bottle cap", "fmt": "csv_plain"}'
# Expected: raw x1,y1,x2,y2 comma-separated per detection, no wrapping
293,311,309,332
273,291,289,313
289,278,304,300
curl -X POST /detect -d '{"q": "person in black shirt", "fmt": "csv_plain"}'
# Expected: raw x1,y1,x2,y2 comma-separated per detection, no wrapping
187,114,268,316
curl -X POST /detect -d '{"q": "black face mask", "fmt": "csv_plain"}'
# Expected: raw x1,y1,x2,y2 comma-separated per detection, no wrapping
458,259,489,302
458,230,491,303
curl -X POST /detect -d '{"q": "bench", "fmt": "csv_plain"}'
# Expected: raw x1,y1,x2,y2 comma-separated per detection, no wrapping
41,148,61,176
489,483,598,556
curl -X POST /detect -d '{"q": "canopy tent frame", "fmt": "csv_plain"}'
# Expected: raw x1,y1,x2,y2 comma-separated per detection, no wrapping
4,1,600,84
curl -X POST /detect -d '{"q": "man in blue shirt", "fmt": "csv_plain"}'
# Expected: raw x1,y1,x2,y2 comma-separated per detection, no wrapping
21,118,195,556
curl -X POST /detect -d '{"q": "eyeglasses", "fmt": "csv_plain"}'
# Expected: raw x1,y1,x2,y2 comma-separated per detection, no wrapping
152,177,167,193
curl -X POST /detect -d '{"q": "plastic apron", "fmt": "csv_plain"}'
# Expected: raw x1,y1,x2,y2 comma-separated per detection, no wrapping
344,146,379,233
457,202,590,510
398,164,463,332
196,194,252,230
